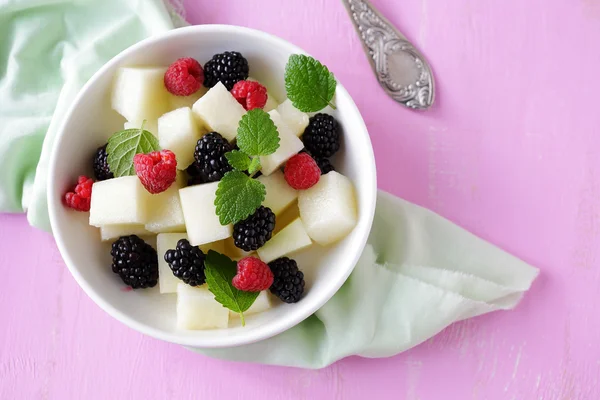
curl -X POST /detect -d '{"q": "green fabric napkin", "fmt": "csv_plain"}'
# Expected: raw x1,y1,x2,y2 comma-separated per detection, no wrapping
0,0,539,369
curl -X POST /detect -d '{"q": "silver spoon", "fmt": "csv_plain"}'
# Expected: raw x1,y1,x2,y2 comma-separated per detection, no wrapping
342,0,435,110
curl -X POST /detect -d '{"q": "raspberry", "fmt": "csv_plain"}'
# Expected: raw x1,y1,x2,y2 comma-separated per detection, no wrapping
164,57,204,96
64,176,94,211
284,152,321,190
231,80,268,110
232,257,274,292
133,150,177,194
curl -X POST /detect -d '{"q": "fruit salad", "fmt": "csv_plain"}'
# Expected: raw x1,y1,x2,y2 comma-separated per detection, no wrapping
63,51,358,330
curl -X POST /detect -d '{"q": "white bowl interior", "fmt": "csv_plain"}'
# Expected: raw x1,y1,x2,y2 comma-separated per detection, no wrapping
48,25,376,348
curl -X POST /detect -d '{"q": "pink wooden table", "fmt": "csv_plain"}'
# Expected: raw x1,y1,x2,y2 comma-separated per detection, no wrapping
2,0,599,398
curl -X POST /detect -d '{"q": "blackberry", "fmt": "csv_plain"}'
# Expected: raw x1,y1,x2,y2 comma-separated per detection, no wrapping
111,235,158,289
233,206,276,251
93,144,113,181
193,132,233,183
164,239,207,286
302,150,335,175
203,51,249,90
268,257,305,303
303,113,341,158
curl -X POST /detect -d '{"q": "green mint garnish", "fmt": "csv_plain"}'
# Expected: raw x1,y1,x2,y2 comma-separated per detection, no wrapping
236,109,280,157
204,250,259,326
215,170,266,225
225,150,252,171
106,123,160,177
284,54,337,112
247,157,261,175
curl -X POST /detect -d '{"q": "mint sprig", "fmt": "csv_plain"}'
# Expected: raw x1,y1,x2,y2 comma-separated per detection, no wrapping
215,171,266,225
225,150,252,171
236,109,280,156
106,123,160,177
204,250,259,326
285,54,337,112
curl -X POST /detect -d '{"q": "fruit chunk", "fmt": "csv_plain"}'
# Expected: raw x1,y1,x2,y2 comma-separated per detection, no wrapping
99,224,152,241
257,218,312,263
158,107,202,170
89,176,150,227
144,174,185,233
167,89,206,110
179,182,233,246
124,120,159,138
298,171,357,246
277,99,309,137
176,283,229,330
192,81,246,142
257,171,297,215
111,67,169,122
157,233,188,293
223,237,254,261
198,240,226,255
259,110,304,176
273,202,299,235
229,291,272,318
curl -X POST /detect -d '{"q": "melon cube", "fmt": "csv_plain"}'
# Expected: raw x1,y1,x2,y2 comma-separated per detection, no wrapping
223,237,255,261
229,291,272,318
257,218,312,263
179,182,233,246
176,283,229,330
298,171,358,246
89,176,150,227
273,202,300,235
157,233,188,293
111,67,170,122
99,224,152,241
168,88,207,110
257,170,297,215
276,99,309,137
260,110,304,176
144,174,185,233
198,239,226,255
158,107,202,170
192,81,246,142
124,120,159,138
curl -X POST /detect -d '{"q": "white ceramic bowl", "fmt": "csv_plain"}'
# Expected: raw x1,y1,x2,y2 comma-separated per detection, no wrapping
48,25,376,348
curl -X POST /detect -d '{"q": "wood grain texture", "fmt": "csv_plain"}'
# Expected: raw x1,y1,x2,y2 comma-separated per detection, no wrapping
2,0,600,398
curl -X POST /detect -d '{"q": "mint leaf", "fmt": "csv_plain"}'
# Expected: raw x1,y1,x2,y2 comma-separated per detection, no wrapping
248,157,261,175
107,128,160,177
285,54,337,112
215,170,266,225
204,250,259,325
225,150,252,171
236,109,280,157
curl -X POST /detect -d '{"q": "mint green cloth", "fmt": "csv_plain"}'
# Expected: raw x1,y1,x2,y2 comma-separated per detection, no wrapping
0,0,539,369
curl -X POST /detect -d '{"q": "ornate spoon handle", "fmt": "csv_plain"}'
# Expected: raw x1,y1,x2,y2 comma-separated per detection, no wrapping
342,0,435,110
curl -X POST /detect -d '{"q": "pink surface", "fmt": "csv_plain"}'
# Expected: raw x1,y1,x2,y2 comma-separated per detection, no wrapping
1,0,599,398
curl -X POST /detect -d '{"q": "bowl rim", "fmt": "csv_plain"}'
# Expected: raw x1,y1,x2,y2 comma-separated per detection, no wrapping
47,24,377,348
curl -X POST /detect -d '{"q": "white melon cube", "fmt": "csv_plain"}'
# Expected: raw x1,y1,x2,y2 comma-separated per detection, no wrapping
277,99,309,137
168,88,207,110
99,224,152,241
111,67,170,122
257,218,312,263
89,176,150,227
144,174,185,233
124,120,159,138
223,237,255,261
257,170,297,215
247,77,278,112
229,291,272,318
298,171,358,246
177,283,229,330
273,202,300,235
158,107,202,169
157,233,188,293
260,110,304,176
198,239,226,255
179,182,232,246
192,81,246,142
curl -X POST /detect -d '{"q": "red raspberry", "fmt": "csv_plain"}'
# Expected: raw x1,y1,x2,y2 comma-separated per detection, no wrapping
64,176,94,211
164,58,204,96
232,257,274,292
284,153,321,190
231,80,268,110
133,150,177,194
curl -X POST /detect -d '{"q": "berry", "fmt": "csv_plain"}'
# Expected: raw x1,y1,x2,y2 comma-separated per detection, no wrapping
64,176,93,212
303,113,341,158
284,152,321,190
302,150,335,175
232,257,274,292
268,257,305,303
111,235,158,289
231,80,268,110
133,150,177,194
192,132,233,183
93,144,113,181
233,206,276,251
164,239,207,287
164,57,204,96
203,51,249,90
